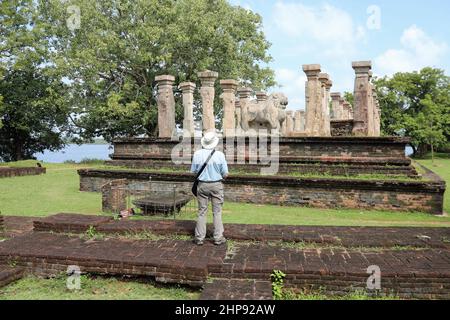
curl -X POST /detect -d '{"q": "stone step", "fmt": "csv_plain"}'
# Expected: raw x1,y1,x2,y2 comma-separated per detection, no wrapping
0,233,226,287
209,244,450,299
0,265,25,288
34,214,450,249
200,279,272,300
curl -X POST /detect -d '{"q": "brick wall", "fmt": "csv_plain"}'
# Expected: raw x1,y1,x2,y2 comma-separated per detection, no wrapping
101,179,129,213
111,136,410,163
0,167,46,179
105,160,417,177
78,169,445,214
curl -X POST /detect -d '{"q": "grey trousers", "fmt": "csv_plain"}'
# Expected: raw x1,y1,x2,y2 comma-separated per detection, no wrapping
195,182,225,242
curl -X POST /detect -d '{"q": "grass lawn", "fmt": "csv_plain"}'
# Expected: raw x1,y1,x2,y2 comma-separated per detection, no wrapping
0,274,199,300
0,159,449,226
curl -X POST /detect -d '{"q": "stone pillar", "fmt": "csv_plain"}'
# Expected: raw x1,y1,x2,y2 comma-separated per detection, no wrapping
198,70,218,132
318,73,330,136
179,82,196,137
367,71,375,136
237,87,253,132
255,91,268,103
372,87,381,137
294,110,304,132
324,79,332,136
155,75,176,139
299,110,306,131
352,61,373,136
235,100,242,131
285,111,294,136
101,179,128,214
331,92,342,119
302,64,322,136
343,101,353,120
220,79,238,137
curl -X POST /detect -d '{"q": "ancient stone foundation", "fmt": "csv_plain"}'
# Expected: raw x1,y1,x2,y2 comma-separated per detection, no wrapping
78,169,445,214
110,136,410,164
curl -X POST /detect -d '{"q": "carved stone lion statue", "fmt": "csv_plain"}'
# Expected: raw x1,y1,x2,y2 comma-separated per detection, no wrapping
240,92,288,134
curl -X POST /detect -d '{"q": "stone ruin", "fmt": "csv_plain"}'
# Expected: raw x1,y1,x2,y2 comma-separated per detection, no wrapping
154,61,381,139
80,59,445,216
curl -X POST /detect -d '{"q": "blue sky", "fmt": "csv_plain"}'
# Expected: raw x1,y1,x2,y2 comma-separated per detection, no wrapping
229,0,450,110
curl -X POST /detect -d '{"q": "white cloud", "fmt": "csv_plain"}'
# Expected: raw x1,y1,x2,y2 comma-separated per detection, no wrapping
270,68,307,110
375,25,448,75
272,1,366,57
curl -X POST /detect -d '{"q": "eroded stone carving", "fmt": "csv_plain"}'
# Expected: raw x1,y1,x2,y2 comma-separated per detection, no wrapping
239,92,288,135
179,81,196,137
220,79,238,137
198,70,218,132
155,75,176,139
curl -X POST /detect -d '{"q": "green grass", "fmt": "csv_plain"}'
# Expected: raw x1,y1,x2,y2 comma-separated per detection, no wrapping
0,274,199,300
1,159,450,226
280,289,400,300
416,157,450,215
0,160,102,216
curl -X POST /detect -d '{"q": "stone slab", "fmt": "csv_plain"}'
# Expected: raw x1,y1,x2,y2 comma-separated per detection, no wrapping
0,233,226,287
0,265,25,288
30,214,450,249
34,213,113,233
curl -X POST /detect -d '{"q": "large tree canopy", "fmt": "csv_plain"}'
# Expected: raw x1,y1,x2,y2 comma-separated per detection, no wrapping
39,0,275,142
0,0,71,161
373,67,450,156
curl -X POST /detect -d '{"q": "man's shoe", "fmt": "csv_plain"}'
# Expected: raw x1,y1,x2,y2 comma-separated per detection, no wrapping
193,239,204,246
214,238,227,246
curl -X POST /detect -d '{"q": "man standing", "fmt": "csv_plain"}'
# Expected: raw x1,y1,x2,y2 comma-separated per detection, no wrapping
191,131,228,246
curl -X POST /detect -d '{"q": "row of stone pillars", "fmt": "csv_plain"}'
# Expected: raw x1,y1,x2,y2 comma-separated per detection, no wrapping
155,71,277,139
301,61,380,137
156,62,381,139
156,70,245,139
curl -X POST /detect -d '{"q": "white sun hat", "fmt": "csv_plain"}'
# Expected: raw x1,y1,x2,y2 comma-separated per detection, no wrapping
201,131,219,150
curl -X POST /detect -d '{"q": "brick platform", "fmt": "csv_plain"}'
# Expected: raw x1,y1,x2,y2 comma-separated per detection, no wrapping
200,279,273,300
0,233,226,287
0,167,46,179
209,244,450,299
0,266,25,288
79,169,445,214
33,214,450,249
2,216,41,238
34,213,112,233
1,214,450,299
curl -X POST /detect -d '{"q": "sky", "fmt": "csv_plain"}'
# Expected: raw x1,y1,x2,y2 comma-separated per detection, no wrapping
229,0,450,110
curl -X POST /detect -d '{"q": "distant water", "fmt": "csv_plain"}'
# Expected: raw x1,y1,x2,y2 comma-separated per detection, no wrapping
34,144,112,163
405,146,413,156
33,143,415,164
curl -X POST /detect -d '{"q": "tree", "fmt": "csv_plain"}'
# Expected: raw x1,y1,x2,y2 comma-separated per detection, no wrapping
343,91,354,106
373,68,450,157
0,0,72,161
0,67,70,161
39,0,276,142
